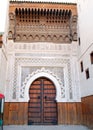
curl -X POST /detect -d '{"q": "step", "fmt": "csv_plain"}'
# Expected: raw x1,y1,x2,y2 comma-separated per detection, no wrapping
3,125,89,130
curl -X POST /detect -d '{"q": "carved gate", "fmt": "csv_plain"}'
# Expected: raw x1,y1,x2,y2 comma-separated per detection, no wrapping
28,77,57,125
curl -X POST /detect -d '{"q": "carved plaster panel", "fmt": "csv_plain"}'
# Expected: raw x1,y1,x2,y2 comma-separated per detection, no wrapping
6,42,80,102
21,67,64,98
7,42,78,56
11,57,71,102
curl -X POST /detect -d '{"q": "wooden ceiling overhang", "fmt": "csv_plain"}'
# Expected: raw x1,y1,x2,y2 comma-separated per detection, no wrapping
9,1,77,43
15,8,72,19
9,1,77,16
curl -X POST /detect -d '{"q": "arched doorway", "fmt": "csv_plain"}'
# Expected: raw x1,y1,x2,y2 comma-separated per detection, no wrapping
28,77,58,125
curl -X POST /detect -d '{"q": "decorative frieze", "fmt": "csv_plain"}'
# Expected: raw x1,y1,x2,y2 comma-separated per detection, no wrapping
7,41,78,56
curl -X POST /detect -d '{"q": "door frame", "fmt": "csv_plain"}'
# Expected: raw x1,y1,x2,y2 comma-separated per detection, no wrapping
24,72,62,102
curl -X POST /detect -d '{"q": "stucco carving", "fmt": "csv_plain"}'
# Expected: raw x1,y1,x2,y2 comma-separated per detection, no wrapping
5,43,81,102
20,68,64,102
11,56,72,101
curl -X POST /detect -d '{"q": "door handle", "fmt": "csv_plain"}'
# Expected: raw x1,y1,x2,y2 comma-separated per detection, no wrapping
37,96,40,99
44,96,47,99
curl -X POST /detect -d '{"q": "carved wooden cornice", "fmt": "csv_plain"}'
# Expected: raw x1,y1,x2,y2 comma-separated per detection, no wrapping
9,1,77,15
15,8,72,18
8,2,77,43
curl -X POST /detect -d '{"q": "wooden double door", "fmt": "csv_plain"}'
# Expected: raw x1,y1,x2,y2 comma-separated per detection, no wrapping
28,77,58,125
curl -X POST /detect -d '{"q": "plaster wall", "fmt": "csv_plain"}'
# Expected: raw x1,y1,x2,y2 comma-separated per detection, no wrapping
78,0,93,55
78,0,93,97
0,48,7,94
5,41,81,102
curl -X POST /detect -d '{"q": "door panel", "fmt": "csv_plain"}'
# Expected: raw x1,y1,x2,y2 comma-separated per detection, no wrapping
28,77,57,125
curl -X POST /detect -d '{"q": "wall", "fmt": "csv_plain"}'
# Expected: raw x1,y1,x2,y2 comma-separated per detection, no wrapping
4,102,82,125
5,41,80,102
77,0,93,97
78,46,93,97
58,102,82,125
3,40,82,125
77,2,93,128
78,0,93,54
81,95,93,129
4,102,28,125
0,47,7,94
